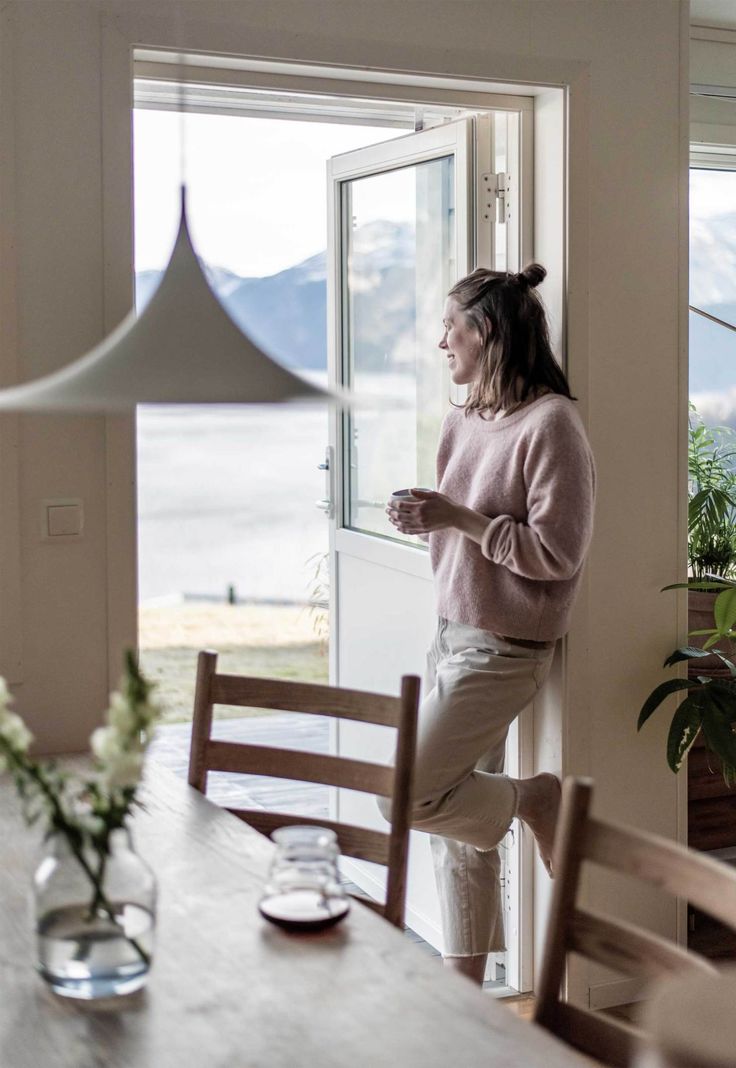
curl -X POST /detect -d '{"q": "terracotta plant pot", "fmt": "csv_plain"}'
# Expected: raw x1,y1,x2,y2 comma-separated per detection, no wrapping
688,589,736,677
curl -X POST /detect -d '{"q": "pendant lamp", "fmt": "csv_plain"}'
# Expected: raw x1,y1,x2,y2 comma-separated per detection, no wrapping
0,191,333,413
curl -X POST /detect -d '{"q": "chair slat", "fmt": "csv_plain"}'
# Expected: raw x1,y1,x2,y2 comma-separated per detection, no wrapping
534,778,592,1028
546,1001,642,1068
583,816,736,931
206,739,394,796
569,907,718,981
226,808,390,864
211,674,401,727
384,674,420,928
188,650,218,792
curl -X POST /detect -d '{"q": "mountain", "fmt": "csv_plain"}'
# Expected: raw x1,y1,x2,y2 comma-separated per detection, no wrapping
136,219,416,372
136,209,736,415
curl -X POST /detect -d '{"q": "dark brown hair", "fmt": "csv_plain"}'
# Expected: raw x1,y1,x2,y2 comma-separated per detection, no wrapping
448,263,574,415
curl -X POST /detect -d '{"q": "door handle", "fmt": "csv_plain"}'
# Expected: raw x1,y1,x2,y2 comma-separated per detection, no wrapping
316,446,335,519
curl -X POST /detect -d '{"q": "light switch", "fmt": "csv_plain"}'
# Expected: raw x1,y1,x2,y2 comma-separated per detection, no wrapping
47,505,81,537
40,498,84,540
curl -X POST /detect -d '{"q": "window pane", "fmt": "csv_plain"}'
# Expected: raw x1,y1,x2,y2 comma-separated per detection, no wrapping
494,111,508,273
343,156,455,540
690,167,736,422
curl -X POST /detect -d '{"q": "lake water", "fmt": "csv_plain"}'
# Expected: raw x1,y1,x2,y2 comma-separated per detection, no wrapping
137,369,435,606
137,401,330,605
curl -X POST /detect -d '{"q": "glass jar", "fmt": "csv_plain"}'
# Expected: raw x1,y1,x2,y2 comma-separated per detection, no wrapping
33,828,157,999
259,825,349,932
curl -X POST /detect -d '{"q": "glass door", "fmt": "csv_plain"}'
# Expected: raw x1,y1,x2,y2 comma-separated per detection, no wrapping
326,112,528,989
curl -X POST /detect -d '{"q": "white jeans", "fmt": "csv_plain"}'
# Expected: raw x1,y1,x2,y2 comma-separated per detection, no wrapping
384,617,554,957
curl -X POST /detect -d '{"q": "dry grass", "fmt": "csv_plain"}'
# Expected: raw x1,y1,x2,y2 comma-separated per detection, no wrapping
139,602,328,724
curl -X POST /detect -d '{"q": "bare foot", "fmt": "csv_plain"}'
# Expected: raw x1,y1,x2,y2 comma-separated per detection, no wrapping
515,773,561,878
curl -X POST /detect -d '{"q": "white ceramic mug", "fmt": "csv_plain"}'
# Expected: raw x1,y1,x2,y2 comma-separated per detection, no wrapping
390,487,431,505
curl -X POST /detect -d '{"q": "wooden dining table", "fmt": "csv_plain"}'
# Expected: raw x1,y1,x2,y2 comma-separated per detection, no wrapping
0,760,592,1068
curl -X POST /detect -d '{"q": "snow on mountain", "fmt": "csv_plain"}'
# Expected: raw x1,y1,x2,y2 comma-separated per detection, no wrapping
135,220,415,371
136,210,736,404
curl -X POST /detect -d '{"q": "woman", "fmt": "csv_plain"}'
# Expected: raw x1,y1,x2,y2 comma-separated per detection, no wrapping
383,263,595,985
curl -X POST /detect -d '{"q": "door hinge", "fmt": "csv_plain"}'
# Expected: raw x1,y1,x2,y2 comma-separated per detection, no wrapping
481,172,511,225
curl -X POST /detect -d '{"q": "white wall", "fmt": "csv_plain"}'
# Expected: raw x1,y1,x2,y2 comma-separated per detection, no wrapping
0,0,688,1003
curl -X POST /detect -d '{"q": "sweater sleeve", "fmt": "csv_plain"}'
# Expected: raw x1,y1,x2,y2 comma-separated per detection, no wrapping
480,407,595,581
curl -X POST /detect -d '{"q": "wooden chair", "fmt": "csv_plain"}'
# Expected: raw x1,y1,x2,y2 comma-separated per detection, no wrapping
187,650,420,928
534,776,736,1068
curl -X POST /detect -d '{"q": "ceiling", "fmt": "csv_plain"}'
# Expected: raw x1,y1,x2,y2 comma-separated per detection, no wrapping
691,0,736,31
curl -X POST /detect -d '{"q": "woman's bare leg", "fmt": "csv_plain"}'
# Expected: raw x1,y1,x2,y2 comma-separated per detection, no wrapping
443,953,487,985
513,772,562,877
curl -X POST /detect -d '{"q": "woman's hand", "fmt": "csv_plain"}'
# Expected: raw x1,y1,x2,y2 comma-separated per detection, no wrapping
385,488,461,535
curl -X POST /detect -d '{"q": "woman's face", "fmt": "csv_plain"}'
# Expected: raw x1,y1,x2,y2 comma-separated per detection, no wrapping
439,298,483,385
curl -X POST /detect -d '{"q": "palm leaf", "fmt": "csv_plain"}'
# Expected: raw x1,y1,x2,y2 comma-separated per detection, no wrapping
689,487,735,534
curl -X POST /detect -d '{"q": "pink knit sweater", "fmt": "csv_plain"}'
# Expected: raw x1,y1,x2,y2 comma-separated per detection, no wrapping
429,394,595,641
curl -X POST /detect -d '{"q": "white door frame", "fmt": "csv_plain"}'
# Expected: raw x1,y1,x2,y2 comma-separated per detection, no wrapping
128,47,542,991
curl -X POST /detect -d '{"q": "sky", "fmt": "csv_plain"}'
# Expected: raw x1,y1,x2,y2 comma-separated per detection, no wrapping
133,110,407,278
691,167,736,218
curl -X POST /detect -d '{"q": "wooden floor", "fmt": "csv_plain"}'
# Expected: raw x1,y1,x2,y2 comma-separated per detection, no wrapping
501,993,536,1020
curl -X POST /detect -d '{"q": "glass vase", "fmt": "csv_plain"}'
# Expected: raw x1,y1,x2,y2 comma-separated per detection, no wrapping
33,828,157,999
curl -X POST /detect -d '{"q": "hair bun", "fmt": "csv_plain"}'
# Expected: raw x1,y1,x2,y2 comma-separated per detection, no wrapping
519,263,546,289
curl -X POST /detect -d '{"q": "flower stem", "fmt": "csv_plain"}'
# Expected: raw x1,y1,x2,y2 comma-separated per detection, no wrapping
77,849,150,967
5,746,150,967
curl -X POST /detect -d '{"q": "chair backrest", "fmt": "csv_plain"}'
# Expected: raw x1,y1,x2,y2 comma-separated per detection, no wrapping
534,776,736,1068
187,650,420,928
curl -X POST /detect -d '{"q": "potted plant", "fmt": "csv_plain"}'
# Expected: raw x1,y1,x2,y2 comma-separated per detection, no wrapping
638,608,736,786
639,407,736,783
685,406,736,671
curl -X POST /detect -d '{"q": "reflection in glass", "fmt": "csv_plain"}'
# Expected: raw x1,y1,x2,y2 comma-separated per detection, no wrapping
343,156,455,540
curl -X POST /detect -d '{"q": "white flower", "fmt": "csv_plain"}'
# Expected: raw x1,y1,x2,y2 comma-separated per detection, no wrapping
0,711,33,753
0,677,11,710
101,749,144,790
107,692,137,736
90,725,122,764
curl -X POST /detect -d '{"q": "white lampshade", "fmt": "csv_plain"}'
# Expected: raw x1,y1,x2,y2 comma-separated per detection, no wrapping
0,195,332,412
